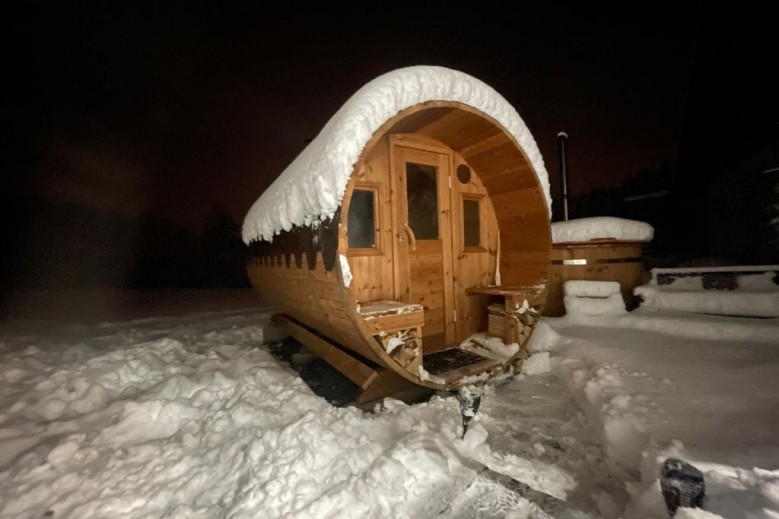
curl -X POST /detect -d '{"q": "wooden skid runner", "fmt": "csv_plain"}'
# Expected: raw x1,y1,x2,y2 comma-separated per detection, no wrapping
424,347,504,384
272,313,415,404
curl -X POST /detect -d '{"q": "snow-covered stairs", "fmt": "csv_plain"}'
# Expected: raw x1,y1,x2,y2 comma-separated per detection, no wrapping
562,280,628,317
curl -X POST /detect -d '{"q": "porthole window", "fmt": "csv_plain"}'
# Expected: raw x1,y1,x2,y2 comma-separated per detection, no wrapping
457,164,472,184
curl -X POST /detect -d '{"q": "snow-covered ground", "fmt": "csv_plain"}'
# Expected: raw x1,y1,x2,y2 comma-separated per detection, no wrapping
1,287,777,518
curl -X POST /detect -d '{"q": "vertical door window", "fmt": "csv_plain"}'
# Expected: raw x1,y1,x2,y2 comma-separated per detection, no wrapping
406,163,439,239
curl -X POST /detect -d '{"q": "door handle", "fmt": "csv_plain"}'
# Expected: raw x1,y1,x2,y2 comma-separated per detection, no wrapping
403,223,417,251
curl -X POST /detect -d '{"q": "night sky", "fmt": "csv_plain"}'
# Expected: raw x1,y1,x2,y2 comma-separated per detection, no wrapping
4,2,777,289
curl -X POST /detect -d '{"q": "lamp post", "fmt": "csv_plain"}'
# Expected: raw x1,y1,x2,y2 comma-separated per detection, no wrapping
557,131,569,221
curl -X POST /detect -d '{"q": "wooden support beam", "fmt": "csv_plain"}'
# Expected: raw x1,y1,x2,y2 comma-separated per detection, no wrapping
273,313,424,405
273,314,380,389
505,295,521,345
466,285,545,306
355,369,417,405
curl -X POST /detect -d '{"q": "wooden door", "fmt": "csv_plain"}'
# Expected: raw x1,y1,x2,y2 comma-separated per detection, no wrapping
392,144,454,353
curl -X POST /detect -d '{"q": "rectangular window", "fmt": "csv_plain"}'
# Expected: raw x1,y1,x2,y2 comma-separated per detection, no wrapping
406,162,439,239
463,197,482,248
348,188,378,249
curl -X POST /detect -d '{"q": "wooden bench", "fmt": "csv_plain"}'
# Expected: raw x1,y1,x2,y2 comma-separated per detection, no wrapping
357,300,425,378
467,285,544,344
357,300,424,335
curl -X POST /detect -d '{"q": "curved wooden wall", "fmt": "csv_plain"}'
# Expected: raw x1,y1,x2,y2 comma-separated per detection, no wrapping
246,102,551,389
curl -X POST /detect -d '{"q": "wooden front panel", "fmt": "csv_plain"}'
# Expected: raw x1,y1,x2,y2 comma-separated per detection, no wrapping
409,240,446,347
450,158,499,343
391,142,454,353
343,138,395,303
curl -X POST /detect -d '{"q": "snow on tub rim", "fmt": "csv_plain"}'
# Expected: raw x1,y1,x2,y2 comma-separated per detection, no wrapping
242,65,552,401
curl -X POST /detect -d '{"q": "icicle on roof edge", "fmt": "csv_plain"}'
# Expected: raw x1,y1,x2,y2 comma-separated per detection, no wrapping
242,65,551,244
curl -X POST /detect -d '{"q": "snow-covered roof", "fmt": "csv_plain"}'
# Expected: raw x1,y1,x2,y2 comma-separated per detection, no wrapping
551,217,654,244
242,66,551,244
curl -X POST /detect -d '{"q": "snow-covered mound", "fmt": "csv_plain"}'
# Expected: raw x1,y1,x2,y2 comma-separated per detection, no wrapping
635,266,779,318
563,280,628,317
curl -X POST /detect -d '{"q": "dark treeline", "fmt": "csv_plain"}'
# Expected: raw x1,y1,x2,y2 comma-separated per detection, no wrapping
554,146,779,267
6,143,777,290
3,198,250,289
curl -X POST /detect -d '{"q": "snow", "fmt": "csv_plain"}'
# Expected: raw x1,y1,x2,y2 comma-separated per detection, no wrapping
385,333,406,354
544,277,779,518
564,292,629,317
460,332,520,361
241,66,551,244
339,254,352,288
564,280,621,298
1,287,778,519
562,280,629,317
635,266,779,318
416,365,446,385
552,217,654,244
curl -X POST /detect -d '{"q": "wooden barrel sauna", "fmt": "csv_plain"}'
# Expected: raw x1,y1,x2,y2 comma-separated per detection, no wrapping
242,66,552,400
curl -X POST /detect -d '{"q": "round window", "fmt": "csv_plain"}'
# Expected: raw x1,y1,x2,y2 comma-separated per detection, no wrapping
457,164,471,184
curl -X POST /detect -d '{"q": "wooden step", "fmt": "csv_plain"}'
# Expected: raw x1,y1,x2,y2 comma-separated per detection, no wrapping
423,347,503,384
358,300,425,334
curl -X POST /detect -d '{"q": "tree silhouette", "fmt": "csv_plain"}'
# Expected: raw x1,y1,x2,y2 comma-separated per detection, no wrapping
198,205,250,288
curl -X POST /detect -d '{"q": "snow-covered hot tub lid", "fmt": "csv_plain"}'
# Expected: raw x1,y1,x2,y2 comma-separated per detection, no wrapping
551,217,654,244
